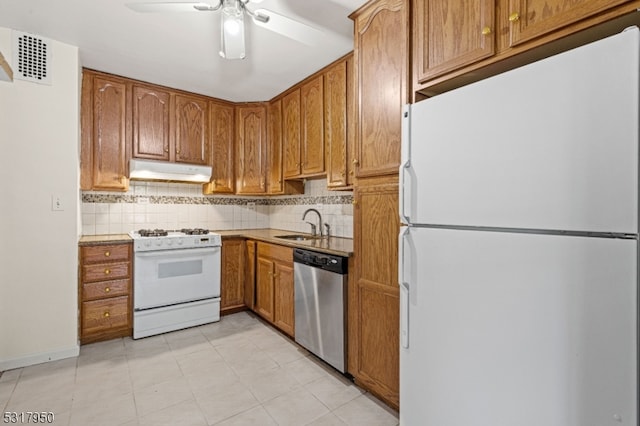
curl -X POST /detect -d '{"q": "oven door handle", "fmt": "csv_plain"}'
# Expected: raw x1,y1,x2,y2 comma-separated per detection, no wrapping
135,247,220,258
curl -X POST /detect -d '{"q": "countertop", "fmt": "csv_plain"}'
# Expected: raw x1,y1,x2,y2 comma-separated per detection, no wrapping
215,229,353,257
78,234,132,246
78,229,353,257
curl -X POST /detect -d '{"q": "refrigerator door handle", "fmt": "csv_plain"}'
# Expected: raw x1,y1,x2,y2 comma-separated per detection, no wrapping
399,226,410,349
400,105,412,224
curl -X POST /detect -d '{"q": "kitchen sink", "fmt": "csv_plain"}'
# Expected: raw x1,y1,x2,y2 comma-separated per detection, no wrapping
275,234,321,241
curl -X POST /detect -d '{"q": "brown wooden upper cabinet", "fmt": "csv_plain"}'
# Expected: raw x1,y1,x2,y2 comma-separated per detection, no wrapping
81,71,129,191
204,100,235,194
413,0,637,89
235,103,268,195
507,0,631,47
173,94,209,165
282,88,301,179
131,86,209,165
352,0,409,178
132,84,171,162
325,54,355,189
282,76,326,179
414,0,495,82
267,98,285,193
300,75,325,176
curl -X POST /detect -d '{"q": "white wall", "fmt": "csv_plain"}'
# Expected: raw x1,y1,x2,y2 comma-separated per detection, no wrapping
0,27,80,370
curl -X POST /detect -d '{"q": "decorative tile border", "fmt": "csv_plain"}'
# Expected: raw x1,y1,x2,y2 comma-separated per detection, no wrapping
81,192,353,206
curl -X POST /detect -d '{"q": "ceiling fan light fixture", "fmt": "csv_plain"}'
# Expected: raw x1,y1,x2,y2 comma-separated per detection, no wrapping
219,0,245,59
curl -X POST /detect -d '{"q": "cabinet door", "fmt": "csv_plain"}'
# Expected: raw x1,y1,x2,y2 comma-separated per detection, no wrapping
245,240,256,309
415,0,495,83
300,76,325,176
350,176,400,409
236,104,267,194
282,89,301,178
273,261,295,336
174,94,209,165
205,101,235,194
255,257,275,322
508,0,631,47
132,84,171,161
91,75,129,191
221,238,245,314
353,0,409,178
325,57,349,188
267,99,284,194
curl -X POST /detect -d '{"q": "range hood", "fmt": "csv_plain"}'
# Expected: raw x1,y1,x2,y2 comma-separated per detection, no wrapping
129,159,212,183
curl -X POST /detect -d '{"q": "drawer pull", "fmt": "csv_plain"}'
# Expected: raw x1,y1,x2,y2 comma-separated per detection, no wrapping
103,311,110,318
104,251,110,257
104,269,111,275
509,12,520,22
481,26,492,35
104,287,111,293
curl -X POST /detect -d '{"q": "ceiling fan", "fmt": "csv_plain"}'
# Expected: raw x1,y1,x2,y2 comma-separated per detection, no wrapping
126,0,324,60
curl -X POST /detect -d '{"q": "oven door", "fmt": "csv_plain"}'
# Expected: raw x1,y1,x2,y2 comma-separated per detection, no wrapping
134,246,221,310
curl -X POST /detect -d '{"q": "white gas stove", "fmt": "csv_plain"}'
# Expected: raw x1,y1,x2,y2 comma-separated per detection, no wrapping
129,228,222,338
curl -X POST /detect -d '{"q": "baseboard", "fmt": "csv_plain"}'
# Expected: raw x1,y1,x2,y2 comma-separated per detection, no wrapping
0,345,79,372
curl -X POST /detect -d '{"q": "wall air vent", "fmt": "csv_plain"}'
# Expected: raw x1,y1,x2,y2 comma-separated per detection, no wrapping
12,30,52,85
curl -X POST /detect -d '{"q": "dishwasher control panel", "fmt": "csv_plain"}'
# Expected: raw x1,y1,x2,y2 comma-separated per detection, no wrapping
293,248,348,274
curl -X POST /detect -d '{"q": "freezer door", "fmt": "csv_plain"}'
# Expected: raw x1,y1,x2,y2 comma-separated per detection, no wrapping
399,227,637,426
401,29,639,234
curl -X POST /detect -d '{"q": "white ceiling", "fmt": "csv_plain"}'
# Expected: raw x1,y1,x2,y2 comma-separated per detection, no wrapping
0,0,367,102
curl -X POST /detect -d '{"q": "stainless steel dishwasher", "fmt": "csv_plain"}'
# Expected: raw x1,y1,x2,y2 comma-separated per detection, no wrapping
293,248,348,373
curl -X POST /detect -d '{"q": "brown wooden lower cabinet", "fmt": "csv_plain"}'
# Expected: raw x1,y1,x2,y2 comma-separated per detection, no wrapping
348,175,400,409
254,241,295,337
79,242,132,344
220,237,247,315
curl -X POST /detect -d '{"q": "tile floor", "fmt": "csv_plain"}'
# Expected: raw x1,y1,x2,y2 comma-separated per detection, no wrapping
0,312,399,426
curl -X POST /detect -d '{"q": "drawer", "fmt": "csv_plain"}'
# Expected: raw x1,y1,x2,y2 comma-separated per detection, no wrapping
257,242,293,263
83,279,129,301
82,296,129,335
82,244,130,264
82,262,130,282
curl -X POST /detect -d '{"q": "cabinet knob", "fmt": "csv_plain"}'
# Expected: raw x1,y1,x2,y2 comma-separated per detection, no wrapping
164,147,169,153
481,26,492,35
103,312,110,318
104,269,111,275
104,251,110,257
509,12,520,22
352,158,359,165
352,200,358,206
105,287,111,293
176,149,181,155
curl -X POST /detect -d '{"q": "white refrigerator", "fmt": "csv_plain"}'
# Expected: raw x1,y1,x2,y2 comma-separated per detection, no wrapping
399,28,639,426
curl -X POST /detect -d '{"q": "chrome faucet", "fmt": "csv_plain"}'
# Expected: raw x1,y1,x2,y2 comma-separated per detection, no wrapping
302,208,323,237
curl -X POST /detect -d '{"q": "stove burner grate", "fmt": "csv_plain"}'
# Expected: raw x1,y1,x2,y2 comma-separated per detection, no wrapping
181,228,210,235
137,229,169,237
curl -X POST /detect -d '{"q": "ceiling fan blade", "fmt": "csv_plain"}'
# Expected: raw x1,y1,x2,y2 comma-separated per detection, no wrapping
126,2,219,13
252,9,325,46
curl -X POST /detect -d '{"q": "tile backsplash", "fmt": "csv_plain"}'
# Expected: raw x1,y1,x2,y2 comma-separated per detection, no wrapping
81,179,354,238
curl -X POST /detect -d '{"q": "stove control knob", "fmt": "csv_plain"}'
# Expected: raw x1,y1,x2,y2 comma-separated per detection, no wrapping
177,238,184,245
166,239,174,246
155,239,162,246
144,240,151,247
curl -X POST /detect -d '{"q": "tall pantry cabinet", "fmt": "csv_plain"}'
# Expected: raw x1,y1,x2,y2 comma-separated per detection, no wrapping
348,0,409,410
